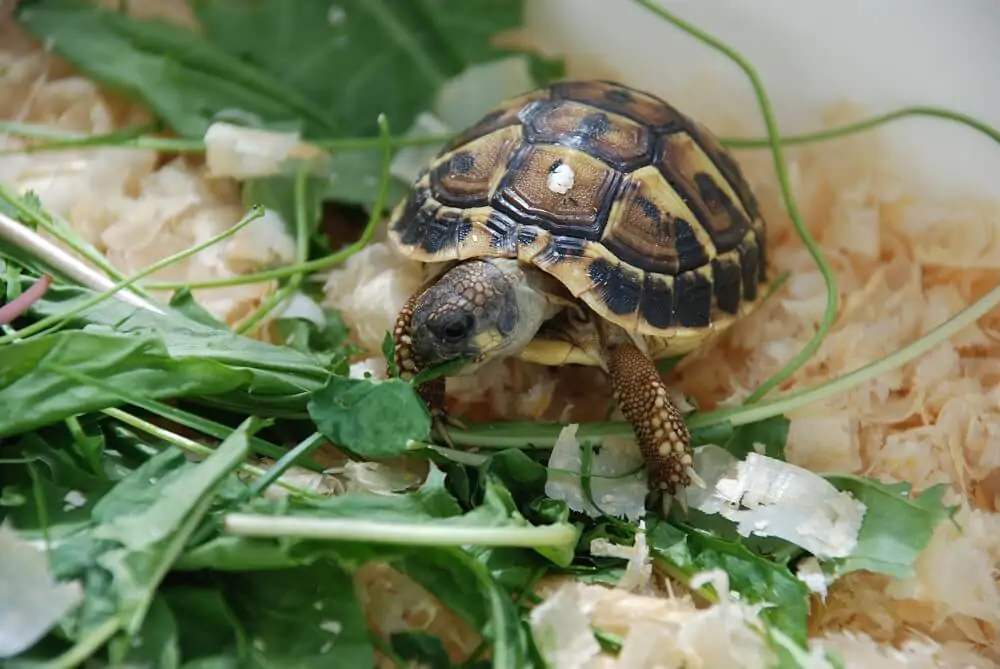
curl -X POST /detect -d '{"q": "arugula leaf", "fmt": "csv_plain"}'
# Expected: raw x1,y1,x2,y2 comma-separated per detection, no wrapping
723,416,790,460
167,289,230,329
0,281,337,435
0,331,250,438
648,519,810,646
394,547,531,669
161,586,247,662
825,477,955,580
321,149,410,209
390,631,453,667
15,0,338,137
27,283,328,386
307,376,431,458
192,0,530,137
381,332,399,378
222,561,374,668
273,308,361,375
241,173,326,240
110,594,181,668
22,421,252,666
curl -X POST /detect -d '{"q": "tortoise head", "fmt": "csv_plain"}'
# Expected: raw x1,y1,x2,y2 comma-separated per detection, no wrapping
408,258,553,373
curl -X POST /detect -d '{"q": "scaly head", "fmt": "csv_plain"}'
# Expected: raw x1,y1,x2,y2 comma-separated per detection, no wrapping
399,258,554,376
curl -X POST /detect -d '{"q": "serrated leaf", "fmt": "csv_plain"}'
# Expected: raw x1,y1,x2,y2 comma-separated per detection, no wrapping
824,477,955,579
191,0,530,137
648,519,809,646
15,0,338,137
724,415,790,460
307,376,431,457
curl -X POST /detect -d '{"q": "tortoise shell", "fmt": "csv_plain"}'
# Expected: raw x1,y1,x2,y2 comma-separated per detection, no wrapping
387,80,768,342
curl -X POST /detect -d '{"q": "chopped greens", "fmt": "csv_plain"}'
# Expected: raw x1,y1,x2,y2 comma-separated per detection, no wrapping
0,0,970,667
307,376,431,458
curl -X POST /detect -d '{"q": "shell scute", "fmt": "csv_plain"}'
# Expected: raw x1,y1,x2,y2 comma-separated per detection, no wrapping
387,80,770,339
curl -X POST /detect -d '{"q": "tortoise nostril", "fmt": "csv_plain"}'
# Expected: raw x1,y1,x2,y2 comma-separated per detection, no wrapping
435,312,475,343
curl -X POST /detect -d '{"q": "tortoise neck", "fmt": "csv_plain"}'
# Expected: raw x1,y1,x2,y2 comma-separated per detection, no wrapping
483,258,563,354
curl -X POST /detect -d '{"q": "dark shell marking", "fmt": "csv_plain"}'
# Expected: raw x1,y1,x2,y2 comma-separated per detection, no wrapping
388,79,769,337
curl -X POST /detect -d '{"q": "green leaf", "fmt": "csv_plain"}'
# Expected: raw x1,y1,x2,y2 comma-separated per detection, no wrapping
307,376,430,458
648,519,810,646
411,358,469,387
168,289,230,329
0,281,336,435
723,415,790,460
26,422,253,666
381,331,399,378
273,308,360,374
390,631,452,667
110,594,181,668
394,547,531,669
161,587,247,663
824,477,955,580
222,561,374,668
321,149,410,209
242,174,325,240
191,0,529,137
14,0,338,137
0,331,249,438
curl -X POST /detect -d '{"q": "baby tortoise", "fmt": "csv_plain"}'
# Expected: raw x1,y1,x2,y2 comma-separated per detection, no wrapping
387,79,769,508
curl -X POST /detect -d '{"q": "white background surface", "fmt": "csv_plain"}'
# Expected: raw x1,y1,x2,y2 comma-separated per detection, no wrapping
526,0,1000,199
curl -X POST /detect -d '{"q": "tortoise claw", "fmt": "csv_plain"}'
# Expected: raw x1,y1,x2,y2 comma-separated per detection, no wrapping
430,409,466,447
685,466,707,490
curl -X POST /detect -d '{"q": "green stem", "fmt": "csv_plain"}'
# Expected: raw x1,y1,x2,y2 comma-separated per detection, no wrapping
721,105,1000,149
0,121,162,155
102,407,325,499
446,276,1000,448
0,182,144,297
235,166,313,335
244,432,327,499
0,206,262,344
223,514,579,547
632,0,839,406
0,118,449,155
45,616,121,669
145,114,395,292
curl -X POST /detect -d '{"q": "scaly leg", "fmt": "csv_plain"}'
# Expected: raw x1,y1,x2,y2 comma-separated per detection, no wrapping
605,342,704,512
390,292,458,445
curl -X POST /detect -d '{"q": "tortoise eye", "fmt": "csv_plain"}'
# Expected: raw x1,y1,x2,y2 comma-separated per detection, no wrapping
436,312,476,343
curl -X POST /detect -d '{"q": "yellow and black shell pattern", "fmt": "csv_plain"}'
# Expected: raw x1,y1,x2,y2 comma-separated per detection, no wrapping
387,80,768,340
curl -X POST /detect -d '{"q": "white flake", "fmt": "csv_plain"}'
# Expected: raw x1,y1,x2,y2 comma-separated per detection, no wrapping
687,445,866,560
547,163,575,194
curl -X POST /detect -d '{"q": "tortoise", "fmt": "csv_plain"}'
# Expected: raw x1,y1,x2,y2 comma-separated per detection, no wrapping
386,79,769,506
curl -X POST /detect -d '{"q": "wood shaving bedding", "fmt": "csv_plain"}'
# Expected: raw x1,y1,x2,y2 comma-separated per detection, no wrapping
2,8,1000,668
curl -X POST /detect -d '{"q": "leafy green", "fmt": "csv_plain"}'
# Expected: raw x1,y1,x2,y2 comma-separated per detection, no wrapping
191,0,530,137
12,421,252,665
390,631,453,667
111,595,181,668
0,331,246,438
825,477,955,579
272,308,361,375
222,562,374,668
320,149,410,209
308,376,431,458
14,0,338,138
0,281,337,436
722,416,790,460
648,520,810,646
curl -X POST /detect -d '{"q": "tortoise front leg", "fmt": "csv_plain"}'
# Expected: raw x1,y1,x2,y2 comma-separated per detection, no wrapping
605,342,704,510
390,292,457,444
